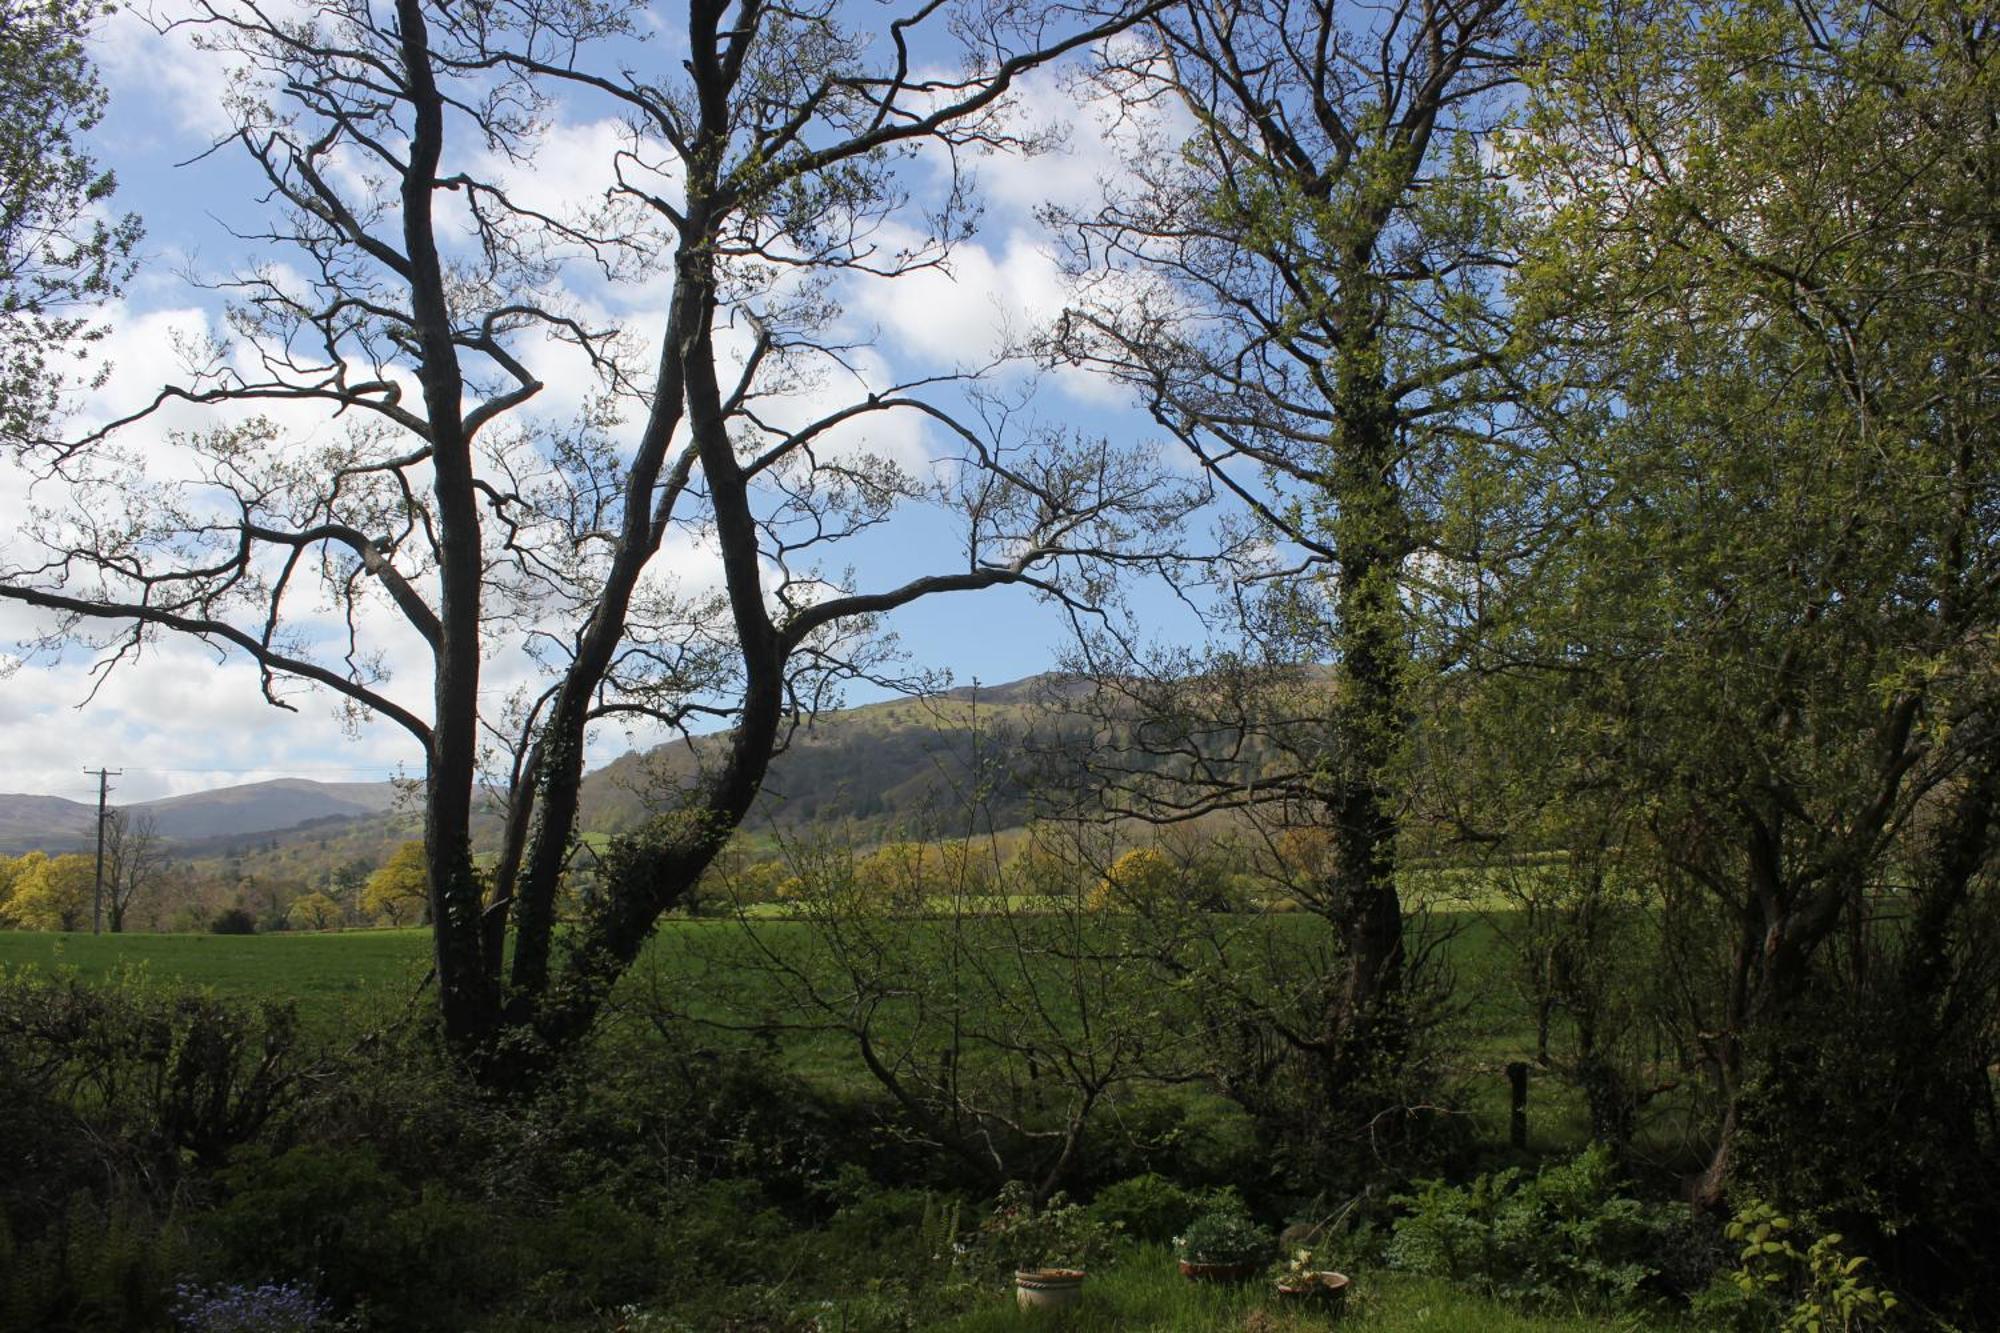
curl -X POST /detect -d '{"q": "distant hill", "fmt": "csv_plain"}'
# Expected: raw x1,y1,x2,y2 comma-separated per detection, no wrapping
0,794,98,851
138,778,405,841
576,677,1078,840
0,672,1150,870
0,778,406,854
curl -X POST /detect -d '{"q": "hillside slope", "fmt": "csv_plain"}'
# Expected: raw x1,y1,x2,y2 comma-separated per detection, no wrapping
577,679,1077,839
0,675,1093,864
0,778,406,853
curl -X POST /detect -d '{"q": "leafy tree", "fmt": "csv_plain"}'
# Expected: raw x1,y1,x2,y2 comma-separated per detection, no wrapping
851,841,937,913
1004,831,1089,900
0,0,141,442
847,839,997,912
6,852,94,930
0,853,26,922
326,859,372,912
286,891,343,931
1049,0,1527,1181
361,843,429,927
0,0,1182,1071
1503,0,2000,1245
210,907,257,935
1087,847,1177,912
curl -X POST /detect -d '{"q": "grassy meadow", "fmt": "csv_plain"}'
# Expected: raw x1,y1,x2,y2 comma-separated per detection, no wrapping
0,906,1631,1157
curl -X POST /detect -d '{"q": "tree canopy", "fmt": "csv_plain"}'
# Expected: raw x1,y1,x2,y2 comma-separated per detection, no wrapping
0,0,140,442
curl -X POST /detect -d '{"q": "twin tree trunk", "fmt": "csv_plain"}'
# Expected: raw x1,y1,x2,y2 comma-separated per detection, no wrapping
402,17,755,1072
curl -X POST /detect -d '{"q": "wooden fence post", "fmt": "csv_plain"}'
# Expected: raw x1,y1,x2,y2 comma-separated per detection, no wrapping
1506,1061,1530,1149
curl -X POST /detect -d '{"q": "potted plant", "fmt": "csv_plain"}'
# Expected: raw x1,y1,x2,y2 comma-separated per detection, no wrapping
979,1182,1117,1312
1175,1210,1270,1282
1273,1247,1351,1312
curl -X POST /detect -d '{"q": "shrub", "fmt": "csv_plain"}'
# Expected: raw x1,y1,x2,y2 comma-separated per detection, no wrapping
1385,1143,1672,1311
1708,1200,1900,1333
976,1182,1118,1273
0,1192,187,1332
201,1143,501,1330
1089,1173,1204,1244
1175,1209,1270,1266
209,908,257,935
0,972,309,1188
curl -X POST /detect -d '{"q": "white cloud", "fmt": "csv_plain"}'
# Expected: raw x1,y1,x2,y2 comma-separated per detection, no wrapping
0,631,422,805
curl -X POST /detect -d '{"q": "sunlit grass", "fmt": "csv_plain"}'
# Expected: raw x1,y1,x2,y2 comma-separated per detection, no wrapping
0,910,1683,1167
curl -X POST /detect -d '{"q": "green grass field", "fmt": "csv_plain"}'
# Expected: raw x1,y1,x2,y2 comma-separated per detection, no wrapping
0,925,436,1008
0,911,1612,1155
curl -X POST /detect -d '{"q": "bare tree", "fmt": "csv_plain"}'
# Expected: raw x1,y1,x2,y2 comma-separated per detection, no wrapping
657,818,1185,1203
0,0,1186,1073
102,809,167,933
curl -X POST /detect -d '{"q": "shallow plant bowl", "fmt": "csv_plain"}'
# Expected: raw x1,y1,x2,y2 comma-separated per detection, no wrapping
1015,1268,1086,1311
1275,1270,1351,1312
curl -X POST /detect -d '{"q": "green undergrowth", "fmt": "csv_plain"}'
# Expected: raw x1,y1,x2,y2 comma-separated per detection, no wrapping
933,1248,1671,1332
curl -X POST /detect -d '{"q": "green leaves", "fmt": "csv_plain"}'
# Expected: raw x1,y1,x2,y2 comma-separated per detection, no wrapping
1722,1199,1901,1331
0,0,140,443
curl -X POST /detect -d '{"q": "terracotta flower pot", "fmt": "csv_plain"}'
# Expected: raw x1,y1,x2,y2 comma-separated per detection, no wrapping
1015,1268,1086,1311
1178,1258,1259,1282
1275,1270,1350,1313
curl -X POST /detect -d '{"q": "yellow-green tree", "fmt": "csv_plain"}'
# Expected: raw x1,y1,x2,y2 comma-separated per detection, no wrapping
361,842,429,926
1088,848,1180,913
933,839,998,898
6,852,94,930
852,841,934,913
1002,827,1097,902
287,890,343,931
0,853,27,923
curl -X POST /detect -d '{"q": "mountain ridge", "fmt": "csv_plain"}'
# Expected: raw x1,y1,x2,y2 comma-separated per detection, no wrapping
0,673,1082,856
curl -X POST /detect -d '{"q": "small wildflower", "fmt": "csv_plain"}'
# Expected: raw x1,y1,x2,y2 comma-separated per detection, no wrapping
172,1278,331,1333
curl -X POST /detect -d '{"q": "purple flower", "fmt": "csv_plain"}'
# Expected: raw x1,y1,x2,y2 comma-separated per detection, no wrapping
172,1279,332,1333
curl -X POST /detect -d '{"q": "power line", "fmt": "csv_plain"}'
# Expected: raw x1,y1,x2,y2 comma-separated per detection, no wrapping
115,765,408,776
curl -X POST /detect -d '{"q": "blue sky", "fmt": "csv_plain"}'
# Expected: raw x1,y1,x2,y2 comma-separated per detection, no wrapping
2,4,1221,804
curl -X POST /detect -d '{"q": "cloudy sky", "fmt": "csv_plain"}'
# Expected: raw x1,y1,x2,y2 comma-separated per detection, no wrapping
2,4,1202,805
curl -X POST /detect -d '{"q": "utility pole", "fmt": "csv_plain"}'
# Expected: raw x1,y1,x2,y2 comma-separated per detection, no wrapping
86,767,121,934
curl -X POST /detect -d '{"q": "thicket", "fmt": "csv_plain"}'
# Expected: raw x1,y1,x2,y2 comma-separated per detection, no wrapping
5,925,1990,1331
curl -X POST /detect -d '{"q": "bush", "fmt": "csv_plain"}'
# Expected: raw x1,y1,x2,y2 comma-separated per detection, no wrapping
209,909,257,935
1696,1200,1901,1333
976,1182,1118,1273
1386,1143,1673,1311
1175,1209,1270,1266
200,1143,501,1331
1089,1174,1204,1244
0,972,309,1190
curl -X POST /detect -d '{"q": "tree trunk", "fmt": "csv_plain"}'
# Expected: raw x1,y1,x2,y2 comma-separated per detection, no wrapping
397,0,496,1059
522,236,781,1054
1326,288,1410,1046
